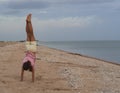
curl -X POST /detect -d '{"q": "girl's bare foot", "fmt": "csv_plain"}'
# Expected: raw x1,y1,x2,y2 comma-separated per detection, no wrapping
26,14,32,23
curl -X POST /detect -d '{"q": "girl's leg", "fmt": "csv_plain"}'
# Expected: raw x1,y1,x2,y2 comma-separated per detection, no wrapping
27,14,36,41
26,14,31,41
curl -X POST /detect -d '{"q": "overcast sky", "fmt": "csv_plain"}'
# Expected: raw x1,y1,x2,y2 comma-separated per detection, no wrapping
0,0,120,41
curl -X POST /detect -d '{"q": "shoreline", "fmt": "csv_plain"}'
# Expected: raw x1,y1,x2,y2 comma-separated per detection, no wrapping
1,41,120,65
39,40,120,66
40,45,120,66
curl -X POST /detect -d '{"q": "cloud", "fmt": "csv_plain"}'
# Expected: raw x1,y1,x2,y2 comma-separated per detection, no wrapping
0,16,25,33
0,15,26,40
32,16,102,31
0,0,115,10
6,1,50,9
0,0,118,17
0,15,102,33
0,16,102,31
40,0,115,5
0,0,50,16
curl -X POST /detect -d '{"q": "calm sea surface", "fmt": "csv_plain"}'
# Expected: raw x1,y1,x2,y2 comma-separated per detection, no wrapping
39,41,120,64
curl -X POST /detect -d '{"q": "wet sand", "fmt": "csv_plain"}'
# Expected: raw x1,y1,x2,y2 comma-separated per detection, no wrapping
0,42,120,93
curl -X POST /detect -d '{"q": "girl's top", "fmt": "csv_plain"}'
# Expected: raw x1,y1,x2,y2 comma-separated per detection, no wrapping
22,52,36,66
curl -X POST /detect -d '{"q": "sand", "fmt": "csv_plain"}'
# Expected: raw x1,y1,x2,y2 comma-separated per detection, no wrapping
0,42,120,93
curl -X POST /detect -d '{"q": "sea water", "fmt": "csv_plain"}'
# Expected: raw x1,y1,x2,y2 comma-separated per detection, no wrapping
39,41,120,64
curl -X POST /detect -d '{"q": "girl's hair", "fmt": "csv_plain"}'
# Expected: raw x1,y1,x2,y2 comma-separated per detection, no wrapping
23,61,32,72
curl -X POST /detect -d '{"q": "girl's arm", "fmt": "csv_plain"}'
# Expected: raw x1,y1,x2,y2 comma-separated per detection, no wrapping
20,68,24,81
32,67,35,82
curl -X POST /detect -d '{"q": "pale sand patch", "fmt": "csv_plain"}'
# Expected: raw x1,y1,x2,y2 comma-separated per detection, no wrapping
0,42,120,93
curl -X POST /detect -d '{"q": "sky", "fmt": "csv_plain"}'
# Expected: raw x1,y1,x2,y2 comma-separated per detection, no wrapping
0,0,120,41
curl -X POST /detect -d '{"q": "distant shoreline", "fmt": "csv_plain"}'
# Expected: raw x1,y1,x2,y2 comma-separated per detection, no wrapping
40,45,120,66
39,40,120,66
0,41,120,66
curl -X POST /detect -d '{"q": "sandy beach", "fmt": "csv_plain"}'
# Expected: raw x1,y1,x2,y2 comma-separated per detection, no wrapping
0,42,120,93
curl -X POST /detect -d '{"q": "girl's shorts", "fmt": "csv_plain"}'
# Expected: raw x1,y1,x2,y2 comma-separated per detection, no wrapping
25,41,37,52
